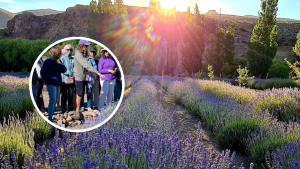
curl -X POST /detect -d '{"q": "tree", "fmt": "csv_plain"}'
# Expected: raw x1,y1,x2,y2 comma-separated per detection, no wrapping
223,25,235,64
236,66,254,86
184,7,194,25
247,0,279,78
293,30,300,61
284,58,300,85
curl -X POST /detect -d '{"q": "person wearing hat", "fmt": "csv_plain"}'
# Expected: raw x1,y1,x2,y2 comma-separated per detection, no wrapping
98,49,117,110
85,46,99,110
60,44,75,113
73,39,104,114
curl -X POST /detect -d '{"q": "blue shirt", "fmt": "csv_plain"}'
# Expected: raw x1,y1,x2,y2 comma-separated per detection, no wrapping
60,54,74,82
41,57,67,86
87,56,97,84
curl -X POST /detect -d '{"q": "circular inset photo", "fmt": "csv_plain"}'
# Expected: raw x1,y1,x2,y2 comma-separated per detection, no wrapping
29,37,125,132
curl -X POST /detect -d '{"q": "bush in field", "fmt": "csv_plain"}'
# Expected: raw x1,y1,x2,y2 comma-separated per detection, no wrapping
0,38,51,72
268,60,290,78
24,112,54,144
250,78,299,90
0,116,34,167
194,70,202,79
207,65,214,80
181,69,190,77
265,141,300,169
253,88,300,122
236,66,254,86
232,56,248,73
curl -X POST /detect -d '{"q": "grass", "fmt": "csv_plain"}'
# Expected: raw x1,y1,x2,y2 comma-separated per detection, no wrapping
274,46,296,62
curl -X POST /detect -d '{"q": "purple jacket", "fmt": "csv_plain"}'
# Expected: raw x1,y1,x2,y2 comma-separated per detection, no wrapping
98,56,117,81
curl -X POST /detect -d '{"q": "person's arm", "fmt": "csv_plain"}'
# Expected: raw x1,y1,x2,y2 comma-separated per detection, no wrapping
60,55,69,76
98,58,110,74
41,60,54,81
75,51,99,74
57,59,67,74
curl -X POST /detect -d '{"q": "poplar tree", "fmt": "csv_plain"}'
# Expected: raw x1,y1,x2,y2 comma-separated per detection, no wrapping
247,0,279,78
293,30,300,61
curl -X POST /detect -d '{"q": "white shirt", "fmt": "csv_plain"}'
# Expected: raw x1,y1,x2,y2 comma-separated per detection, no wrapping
36,58,43,79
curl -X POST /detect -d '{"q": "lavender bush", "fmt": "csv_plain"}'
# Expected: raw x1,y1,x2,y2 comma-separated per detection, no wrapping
0,89,34,119
0,115,35,167
0,76,29,91
253,88,300,122
124,75,142,89
265,140,300,169
24,111,54,144
195,79,257,104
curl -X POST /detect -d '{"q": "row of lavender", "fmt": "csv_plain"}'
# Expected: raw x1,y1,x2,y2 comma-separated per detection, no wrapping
156,76,300,168
2,78,248,168
0,76,54,167
0,76,34,119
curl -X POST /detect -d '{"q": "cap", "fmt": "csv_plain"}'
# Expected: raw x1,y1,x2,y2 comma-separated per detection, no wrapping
89,46,96,52
61,45,66,49
79,39,91,46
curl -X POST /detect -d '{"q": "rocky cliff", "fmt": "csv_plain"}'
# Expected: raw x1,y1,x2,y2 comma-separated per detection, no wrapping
2,5,90,41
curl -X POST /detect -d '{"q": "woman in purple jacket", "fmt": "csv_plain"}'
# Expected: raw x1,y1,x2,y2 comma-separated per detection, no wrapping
98,49,117,110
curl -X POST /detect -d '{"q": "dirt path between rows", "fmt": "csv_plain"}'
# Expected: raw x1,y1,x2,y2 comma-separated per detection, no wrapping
154,81,256,169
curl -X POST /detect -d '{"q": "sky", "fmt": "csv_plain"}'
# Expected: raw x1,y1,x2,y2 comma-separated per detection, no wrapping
1,0,299,20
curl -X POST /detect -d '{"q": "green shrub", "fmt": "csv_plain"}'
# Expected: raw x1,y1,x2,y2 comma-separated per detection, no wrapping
236,66,254,86
217,117,261,152
194,70,202,79
0,116,34,167
249,78,299,90
268,60,290,78
247,79,259,89
181,70,190,77
24,112,54,144
232,56,248,76
221,62,231,78
0,38,51,72
207,65,214,80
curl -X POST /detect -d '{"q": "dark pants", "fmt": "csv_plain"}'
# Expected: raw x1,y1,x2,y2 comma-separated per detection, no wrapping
114,79,122,102
36,79,44,109
61,82,75,111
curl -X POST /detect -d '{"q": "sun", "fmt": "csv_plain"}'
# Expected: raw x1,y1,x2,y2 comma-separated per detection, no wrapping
159,0,189,10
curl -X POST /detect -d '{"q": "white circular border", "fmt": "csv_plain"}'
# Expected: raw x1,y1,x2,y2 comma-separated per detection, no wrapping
29,37,125,133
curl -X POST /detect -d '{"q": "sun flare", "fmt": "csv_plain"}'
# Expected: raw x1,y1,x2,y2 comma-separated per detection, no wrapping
159,0,189,10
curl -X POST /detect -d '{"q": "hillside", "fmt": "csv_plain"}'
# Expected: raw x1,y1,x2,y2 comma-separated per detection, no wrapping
0,8,15,28
204,10,300,23
16,9,63,16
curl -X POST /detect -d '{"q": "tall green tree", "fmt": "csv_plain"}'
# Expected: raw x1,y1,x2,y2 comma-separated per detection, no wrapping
184,7,194,25
223,25,235,64
194,3,203,26
293,30,300,61
247,0,279,78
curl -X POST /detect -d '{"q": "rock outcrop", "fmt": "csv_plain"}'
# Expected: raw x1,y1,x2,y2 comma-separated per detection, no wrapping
4,5,90,41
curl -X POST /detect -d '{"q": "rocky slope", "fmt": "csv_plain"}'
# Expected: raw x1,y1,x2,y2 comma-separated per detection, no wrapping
0,8,15,28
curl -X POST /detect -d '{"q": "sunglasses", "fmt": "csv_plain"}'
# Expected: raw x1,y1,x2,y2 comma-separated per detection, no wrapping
66,49,73,51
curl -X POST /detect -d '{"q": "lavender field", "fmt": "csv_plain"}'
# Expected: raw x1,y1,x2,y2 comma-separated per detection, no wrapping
1,74,300,168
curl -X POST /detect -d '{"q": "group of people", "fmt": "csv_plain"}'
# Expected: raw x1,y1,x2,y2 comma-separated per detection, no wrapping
32,39,122,122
